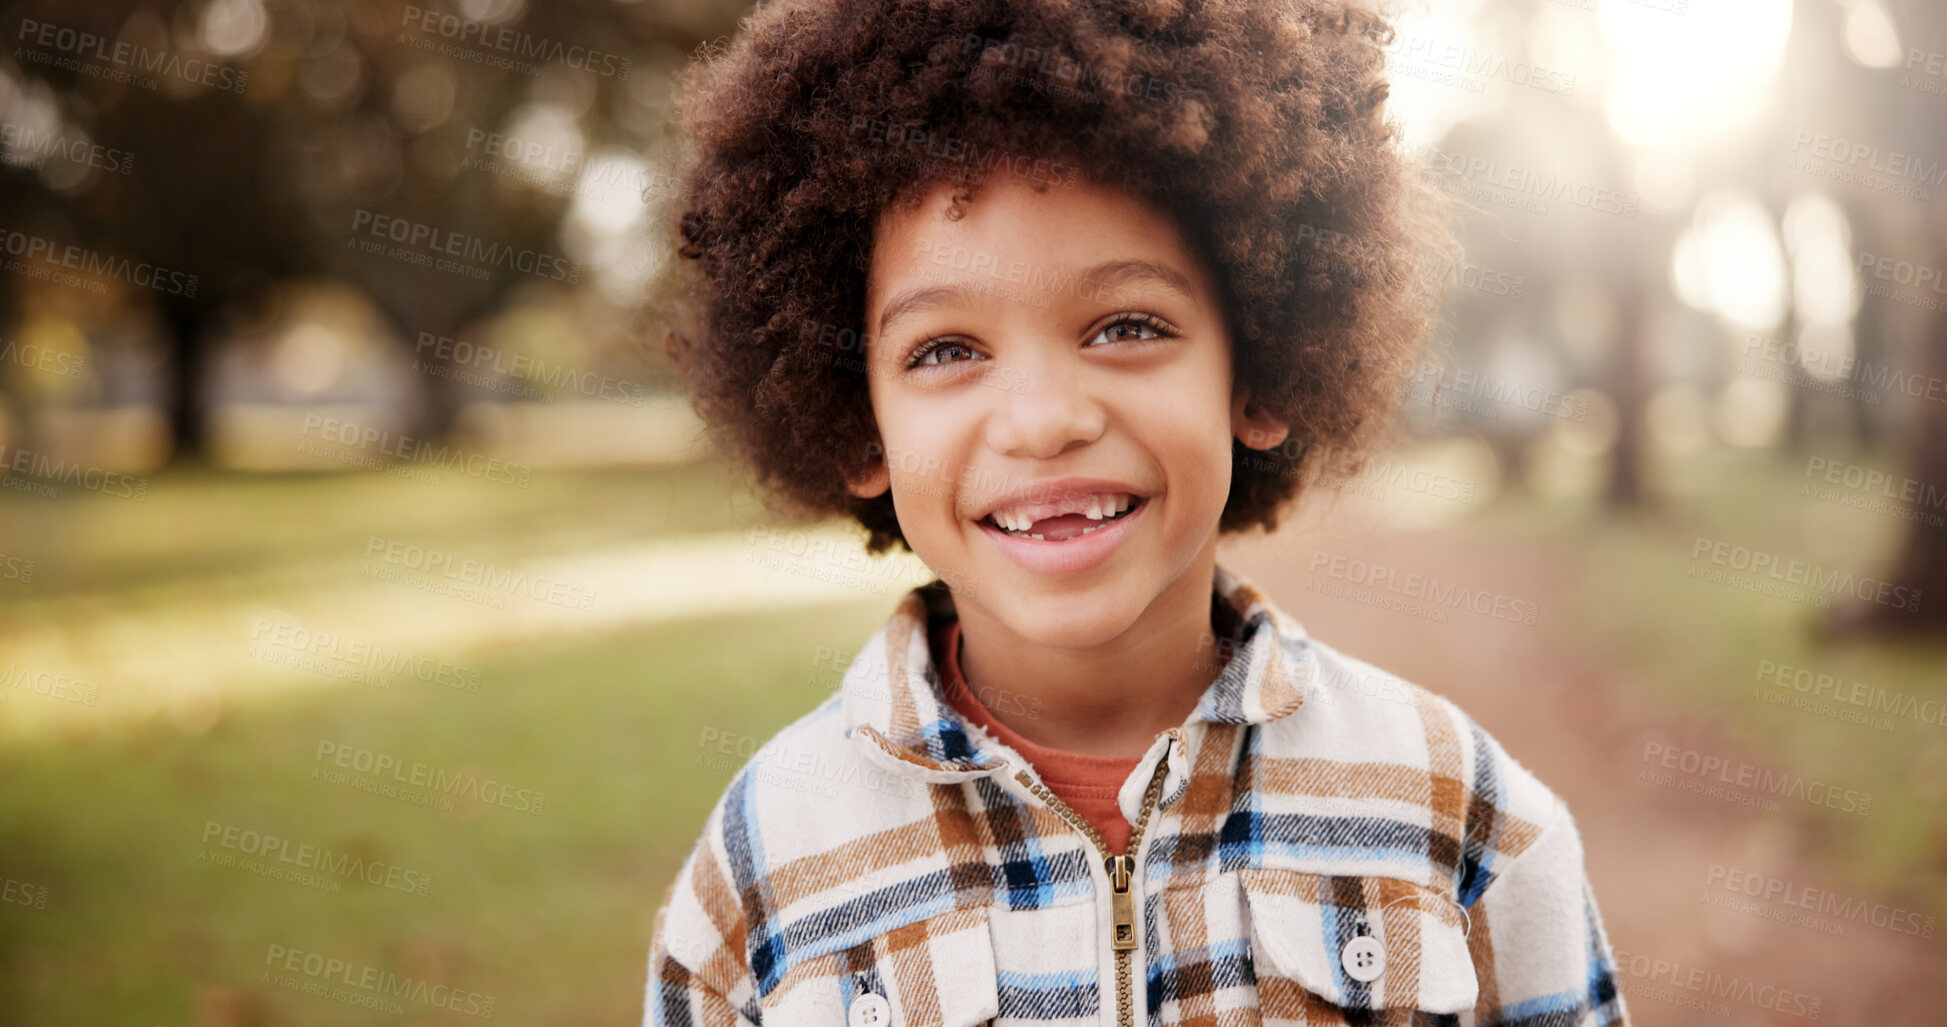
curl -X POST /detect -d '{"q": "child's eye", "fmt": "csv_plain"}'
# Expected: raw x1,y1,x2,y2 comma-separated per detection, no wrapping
1089,312,1178,348
902,313,1177,371
905,338,982,369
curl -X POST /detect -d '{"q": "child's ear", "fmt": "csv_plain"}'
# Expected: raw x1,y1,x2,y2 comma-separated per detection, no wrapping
844,443,892,499
1231,388,1289,451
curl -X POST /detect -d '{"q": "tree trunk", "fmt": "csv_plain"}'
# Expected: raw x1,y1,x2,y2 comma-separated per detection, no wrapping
161,295,207,464
1605,270,1649,508
1824,289,1947,636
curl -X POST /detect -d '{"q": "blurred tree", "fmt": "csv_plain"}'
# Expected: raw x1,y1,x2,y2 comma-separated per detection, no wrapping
1412,0,1680,509
0,0,742,459
1818,0,1947,635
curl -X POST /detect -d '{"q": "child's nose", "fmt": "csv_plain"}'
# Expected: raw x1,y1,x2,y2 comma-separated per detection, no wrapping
985,365,1107,459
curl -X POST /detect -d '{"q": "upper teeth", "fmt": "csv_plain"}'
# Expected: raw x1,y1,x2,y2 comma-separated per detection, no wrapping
989,492,1136,532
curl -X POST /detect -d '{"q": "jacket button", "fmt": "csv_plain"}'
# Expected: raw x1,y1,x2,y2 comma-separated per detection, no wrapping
847,991,891,1027
1341,935,1385,983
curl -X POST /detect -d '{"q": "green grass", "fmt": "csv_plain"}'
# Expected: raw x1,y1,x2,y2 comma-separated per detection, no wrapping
0,601,887,1024
0,459,768,602
0,461,887,1024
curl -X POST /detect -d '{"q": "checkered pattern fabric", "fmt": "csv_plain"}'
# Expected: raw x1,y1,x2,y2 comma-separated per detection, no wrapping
645,562,1629,1026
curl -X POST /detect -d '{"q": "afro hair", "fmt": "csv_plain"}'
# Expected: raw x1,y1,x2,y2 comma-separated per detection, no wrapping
655,0,1457,555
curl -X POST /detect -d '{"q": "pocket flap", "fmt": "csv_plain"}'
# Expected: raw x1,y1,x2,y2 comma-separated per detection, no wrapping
1239,867,1478,1015
760,905,999,1027
864,905,1000,1027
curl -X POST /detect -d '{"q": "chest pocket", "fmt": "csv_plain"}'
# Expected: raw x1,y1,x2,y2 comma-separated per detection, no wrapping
757,905,1001,1027
1239,867,1478,1025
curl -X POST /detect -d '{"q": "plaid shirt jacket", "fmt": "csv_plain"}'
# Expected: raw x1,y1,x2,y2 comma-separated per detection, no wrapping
645,563,1630,1026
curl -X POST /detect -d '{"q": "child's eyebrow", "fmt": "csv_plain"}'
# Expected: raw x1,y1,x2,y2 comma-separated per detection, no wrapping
874,258,1197,338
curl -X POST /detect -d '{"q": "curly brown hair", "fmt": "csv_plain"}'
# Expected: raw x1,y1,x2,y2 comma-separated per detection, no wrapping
654,0,1457,555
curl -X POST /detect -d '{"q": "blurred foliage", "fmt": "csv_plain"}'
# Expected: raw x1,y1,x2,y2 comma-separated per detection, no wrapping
0,0,746,448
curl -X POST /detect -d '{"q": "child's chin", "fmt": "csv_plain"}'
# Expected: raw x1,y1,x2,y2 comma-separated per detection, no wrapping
985,586,1151,646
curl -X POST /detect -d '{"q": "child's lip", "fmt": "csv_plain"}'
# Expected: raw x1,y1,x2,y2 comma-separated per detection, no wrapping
973,494,1149,575
969,477,1150,525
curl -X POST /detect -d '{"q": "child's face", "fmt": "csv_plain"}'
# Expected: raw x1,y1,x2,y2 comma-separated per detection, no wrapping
848,174,1288,646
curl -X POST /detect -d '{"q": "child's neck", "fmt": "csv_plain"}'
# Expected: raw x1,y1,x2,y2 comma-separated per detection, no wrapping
951,550,1223,759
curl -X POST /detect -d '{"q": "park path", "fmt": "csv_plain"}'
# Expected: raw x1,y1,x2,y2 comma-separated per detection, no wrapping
1224,509,1947,1026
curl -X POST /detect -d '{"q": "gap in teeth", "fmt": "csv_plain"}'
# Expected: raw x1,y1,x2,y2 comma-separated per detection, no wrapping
992,495,1140,537
990,493,1137,532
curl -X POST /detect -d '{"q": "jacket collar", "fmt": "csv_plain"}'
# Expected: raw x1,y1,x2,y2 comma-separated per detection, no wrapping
841,561,1315,781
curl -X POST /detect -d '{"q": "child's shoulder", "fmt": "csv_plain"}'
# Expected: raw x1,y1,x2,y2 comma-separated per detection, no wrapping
681,623,946,855
1260,629,1573,897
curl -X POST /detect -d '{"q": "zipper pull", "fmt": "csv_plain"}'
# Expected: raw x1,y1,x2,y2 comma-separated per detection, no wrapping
1106,854,1137,951
1103,733,1175,955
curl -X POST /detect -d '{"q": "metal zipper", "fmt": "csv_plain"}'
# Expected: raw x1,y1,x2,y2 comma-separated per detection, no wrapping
1012,730,1176,1027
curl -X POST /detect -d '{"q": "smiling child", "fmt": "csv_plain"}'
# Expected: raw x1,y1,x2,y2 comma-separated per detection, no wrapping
645,1,1630,1025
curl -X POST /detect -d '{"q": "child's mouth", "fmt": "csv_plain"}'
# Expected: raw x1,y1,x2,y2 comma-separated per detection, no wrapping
979,496,1146,542
973,494,1150,575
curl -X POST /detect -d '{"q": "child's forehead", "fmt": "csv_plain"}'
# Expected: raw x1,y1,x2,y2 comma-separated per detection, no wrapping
874,174,1177,242
865,174,1212,306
